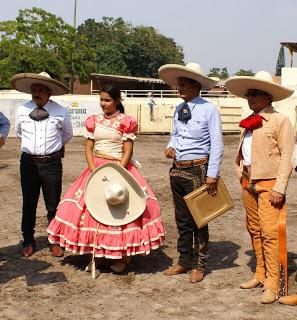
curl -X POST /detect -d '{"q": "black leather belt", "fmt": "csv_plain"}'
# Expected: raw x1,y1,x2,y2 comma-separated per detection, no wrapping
22,150,62,163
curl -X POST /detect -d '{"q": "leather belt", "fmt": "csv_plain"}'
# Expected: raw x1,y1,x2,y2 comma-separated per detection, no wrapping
22,150,62,163
174,157,208,168
94,150,121,161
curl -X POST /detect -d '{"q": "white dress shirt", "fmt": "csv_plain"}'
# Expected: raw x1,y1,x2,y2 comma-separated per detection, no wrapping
242,130,252,166
15,100,73,155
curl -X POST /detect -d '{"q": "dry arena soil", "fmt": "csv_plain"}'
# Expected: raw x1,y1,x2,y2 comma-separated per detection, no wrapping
0,135,296,320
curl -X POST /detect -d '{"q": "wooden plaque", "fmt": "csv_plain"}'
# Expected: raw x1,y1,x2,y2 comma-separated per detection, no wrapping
183,177,234,228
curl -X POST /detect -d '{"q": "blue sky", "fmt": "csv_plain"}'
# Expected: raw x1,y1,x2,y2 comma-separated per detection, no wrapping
1,0,297,75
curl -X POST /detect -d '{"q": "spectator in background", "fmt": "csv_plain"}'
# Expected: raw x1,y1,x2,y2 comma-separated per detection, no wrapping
147,91,156,121
120,91,126,101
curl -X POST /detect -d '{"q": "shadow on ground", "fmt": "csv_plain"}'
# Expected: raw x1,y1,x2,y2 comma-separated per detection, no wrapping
60,247,173,276
0,236,67,286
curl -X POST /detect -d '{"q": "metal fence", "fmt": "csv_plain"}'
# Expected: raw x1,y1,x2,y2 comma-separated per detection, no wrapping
124,101,243,134
92,89,236,98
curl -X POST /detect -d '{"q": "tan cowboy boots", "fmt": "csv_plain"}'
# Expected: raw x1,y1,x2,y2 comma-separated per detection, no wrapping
240,278,263,289
261,289,278,304
164,264,204,283
279,294,297,305
163,264,190,276
189,269,204,283
240,278,277,304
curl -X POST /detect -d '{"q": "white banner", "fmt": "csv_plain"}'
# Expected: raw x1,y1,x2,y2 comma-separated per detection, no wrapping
0,91,100,136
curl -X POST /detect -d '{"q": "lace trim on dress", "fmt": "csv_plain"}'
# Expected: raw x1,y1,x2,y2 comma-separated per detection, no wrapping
103,111,120,119
122,133,136,141
95,113,125,131
83,129,95,140
51,215,163,233
49,237,165,251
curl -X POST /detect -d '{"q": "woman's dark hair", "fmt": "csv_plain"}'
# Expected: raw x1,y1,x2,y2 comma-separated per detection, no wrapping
100,85,125,113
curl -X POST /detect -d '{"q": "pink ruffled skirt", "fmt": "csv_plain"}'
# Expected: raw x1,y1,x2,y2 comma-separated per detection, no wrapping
47,157,165,259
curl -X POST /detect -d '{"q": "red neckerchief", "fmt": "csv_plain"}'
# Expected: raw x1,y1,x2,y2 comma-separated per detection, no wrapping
239,114,263,130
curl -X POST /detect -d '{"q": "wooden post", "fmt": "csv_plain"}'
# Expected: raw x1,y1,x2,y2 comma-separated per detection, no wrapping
289,48,294,68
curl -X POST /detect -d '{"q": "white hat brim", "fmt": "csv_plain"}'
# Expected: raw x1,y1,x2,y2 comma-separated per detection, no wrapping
158,64,219,89
225,76,293,102
10,73,69,95
85,163,146,226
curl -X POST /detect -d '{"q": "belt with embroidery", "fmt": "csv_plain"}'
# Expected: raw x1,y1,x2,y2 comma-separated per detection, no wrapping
174,157,208,168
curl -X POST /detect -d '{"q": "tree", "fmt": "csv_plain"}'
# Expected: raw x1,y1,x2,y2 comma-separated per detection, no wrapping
77,18,184,78
0,42,65,87
275,46,285,76
0,9,185,88
207,67,229,79
78,17,133,76
126,26,184,77
234,69,255,76
0,7,83,88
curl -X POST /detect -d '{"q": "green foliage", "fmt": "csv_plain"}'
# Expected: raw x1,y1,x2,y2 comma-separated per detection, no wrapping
77,17,132,76
207,67,229,79
77,18,184,78
0,7,76,88
15,7,72,50
234,69,255,76
126,26,184,77
0,9,184,89
0,42,65,87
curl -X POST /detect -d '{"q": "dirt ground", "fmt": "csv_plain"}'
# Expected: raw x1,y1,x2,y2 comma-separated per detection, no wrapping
0,135,296,320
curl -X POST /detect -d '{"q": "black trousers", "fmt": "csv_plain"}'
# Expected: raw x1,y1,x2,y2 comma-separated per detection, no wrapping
170,164,209,270
20,154,62,246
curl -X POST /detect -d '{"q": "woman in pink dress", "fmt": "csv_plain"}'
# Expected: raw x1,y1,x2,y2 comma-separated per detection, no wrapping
47,85,165,273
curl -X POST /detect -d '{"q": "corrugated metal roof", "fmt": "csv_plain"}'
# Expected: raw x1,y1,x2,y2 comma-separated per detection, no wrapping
281,42,297,52
90,73,164,84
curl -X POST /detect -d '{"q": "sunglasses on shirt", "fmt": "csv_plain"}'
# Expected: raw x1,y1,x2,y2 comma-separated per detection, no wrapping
245,90,268,97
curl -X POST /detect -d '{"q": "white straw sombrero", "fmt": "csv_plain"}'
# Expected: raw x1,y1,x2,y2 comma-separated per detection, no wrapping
10,71,69,95
158,63,219,89
85,163,146,226
225,71,294,102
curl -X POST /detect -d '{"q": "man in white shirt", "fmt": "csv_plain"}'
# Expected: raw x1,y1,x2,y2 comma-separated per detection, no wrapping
147,92,156,121
11,72,73,258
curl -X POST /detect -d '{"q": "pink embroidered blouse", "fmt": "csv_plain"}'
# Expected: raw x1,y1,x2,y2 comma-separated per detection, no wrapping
84,111,138,159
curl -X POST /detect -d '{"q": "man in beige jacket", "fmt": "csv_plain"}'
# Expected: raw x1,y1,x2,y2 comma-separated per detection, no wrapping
225,71,294,304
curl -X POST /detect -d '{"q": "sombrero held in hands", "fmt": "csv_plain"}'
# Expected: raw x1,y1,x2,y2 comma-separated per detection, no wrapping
85,163,147,226
158,62,219,89
10,71,69,95
225,71,294,102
